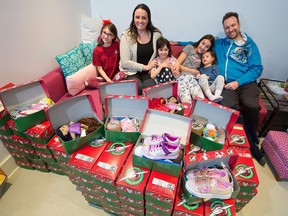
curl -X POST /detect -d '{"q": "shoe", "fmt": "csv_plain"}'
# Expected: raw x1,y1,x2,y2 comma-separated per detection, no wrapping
141,142,180,160
185,177,233,199
186,168,229,182
143,133,180,147
143,134,163,146
162,133,180,146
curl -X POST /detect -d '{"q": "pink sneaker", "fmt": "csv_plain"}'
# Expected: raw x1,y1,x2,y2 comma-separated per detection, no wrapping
162,133,180,146
185,177,233,199
141,142,180,160
186,168,229,182
143,135,164,146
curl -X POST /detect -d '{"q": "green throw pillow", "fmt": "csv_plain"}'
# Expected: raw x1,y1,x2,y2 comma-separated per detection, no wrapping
55,47,86,78
79,42,97,65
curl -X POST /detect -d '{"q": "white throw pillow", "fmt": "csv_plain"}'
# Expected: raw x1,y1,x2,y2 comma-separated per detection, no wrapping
81,15,102,43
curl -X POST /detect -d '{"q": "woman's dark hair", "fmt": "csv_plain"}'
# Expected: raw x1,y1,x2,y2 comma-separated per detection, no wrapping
193,34,215,51
128,3,161,42
156,37,172,57
98,22,118,46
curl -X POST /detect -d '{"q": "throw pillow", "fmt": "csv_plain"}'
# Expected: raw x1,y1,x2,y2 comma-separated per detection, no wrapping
79,42,97,65
81,15,102,43
55,47,86,78
65,63,97,96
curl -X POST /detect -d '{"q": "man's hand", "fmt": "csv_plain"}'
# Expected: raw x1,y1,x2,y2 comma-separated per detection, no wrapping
224,81,239,90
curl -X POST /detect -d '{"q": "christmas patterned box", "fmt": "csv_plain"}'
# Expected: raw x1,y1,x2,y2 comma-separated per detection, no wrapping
6,119,28,138
47,94,104,154
204,199,236,216
120,203,145,216
145,200,173,215
0,80,52,132
0,83,14,126
133,109,192,177
68,140,108,178
104,95,149,143
119,194,144,208
145,170,179,209
228,123,250,149
89,141,133,189
116,153,150,200
25,121,54,144
237,188,258,199
189,98,239,151
143,81,192,117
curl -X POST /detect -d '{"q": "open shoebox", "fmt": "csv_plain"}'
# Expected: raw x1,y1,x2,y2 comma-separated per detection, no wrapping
143,81,192,117
132,109,192,177
0,80,50,132
0,83,14,127
183,147,240,204
47,94,104,154
190,98,239,152
104,95,149,143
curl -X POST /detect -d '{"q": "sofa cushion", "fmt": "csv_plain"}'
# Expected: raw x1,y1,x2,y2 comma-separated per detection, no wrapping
171,45,184,58
65,63,97,96
79,42,97,65
55,47,86,78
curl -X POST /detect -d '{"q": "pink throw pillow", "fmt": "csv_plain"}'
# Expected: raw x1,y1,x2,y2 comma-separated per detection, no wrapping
66,63,97,96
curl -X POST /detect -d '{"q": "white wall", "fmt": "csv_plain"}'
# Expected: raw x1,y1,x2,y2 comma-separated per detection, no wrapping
0,0,91,175
91,0,288,81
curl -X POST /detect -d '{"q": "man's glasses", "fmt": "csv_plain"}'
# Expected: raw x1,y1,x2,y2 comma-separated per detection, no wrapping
102,31,114,37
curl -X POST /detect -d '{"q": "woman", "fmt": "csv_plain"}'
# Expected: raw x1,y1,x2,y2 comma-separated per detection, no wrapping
120,4,162,95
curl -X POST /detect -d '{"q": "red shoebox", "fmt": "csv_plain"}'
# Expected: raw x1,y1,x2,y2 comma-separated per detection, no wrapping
68,140,108,178
0,83,14,121
233,156,259,188
237,188,258,199
119,194,144,208
25,121,54,143
51,139,71,162
189,98,239,151
116,153,150,200
235,197,251,205
47,135,60,151
89,141,133,189
31,141,51,152
104,95,149,143
145,170,179,209
228,124,250,149
145,200,173,215
204,199,236,216
143,81,192,117
121,203,145,215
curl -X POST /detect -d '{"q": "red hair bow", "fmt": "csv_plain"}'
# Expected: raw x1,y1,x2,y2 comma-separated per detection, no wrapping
102,19,111,25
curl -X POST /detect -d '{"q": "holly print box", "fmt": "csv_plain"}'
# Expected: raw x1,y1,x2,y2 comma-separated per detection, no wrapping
104,94,149,143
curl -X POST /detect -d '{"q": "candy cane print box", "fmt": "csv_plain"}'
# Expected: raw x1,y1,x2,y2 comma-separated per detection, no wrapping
0,80,52,132
104,95,149,143
89,141,133,190
116,153,150,201
228,124,250,149
204,198,236,216
190,98,239,151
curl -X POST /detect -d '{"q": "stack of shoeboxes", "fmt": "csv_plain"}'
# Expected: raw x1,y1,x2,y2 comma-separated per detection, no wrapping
0,81,57,172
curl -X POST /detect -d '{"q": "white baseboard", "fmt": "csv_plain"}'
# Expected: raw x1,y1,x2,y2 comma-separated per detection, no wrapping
0,155,18,178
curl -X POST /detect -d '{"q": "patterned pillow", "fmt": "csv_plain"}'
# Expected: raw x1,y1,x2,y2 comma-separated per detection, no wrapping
79,42,97,65
55,47,86,78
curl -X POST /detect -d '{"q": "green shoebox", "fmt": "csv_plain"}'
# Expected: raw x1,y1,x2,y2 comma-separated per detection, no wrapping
47,94,104,154
189,98,239,151
0,81,49,132
104,95,149,143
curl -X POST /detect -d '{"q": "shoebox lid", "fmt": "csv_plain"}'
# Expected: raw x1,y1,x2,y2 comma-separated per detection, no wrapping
0,80,50,132
190,98,239,151
227,124,250,149
0,83,15,120
145,170,179,209
68,140,109,176
104,95,148,143
116,153,150,200
47,94,104,154
25,121,54,144
99,80,138,105
89,141,133,189
204,199,236,216
233,156,259,187
143,81,192,117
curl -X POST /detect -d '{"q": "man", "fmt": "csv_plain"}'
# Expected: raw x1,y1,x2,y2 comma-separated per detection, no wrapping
214,12,265,166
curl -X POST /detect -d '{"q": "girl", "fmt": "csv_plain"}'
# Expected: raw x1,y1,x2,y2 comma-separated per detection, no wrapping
176,34,215,104
198,50,224,102
150,37,179,83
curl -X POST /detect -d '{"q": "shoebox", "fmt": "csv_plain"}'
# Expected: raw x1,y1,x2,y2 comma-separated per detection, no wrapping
183,148,240,204
47,94,104,154
102,205,121,215
228,124,250,149
48,137,71,162
235,197,251,205
120,209,144,216
133,109,192,177
15,159,33,170
0,168,7,199
104,95,149,143
89,141,133,190
237,188,258,199
0,83,14,126
119,194,144,208
99,193,121,207
68,140,108,179
143,81,192,117
189,98,239,151
0,123,12,136
98,185,119,200
204,199,236,216
116,153,150,200
6,119,28,138
31,141,52,154
25,121,54,144
145,170,179,209
145,200,173,215
0,80,51,132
